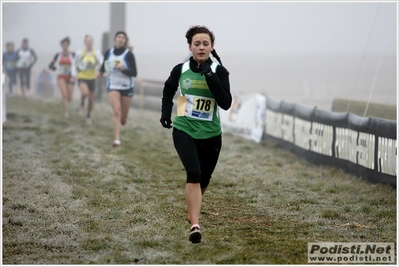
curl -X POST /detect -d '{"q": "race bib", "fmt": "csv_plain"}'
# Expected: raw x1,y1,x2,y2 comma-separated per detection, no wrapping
78,59,95,70
104,60,122,72
77,61,87,70
6,61,16,69
57,65,71,75
177,94,215,121
16,60,29,68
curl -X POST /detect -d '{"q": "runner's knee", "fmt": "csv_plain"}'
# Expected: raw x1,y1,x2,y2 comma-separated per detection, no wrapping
187,171,201,184
200,176,211,189
113,109,121,117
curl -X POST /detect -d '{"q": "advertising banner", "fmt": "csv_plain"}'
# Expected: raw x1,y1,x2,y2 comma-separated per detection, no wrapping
220,93,267,143
219,92,396,187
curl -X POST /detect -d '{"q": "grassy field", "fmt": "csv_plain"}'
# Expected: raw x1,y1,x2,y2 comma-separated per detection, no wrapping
2,95,396,264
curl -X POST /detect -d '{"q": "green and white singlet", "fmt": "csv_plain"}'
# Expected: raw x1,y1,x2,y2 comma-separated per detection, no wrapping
173,61,221,139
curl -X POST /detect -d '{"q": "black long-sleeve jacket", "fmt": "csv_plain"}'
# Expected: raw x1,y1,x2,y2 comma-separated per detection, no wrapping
161,57,232,119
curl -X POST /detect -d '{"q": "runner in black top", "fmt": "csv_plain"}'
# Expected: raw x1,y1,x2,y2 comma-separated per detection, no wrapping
160,25,232,243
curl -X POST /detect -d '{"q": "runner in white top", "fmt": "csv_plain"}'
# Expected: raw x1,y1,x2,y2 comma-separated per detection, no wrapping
98,31,138,146
15,38,37,97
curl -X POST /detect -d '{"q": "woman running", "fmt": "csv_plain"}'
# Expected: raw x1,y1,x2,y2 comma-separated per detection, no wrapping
16,38,37,97
2,42,18,95
49,37,77,118
75,35,104,125
98,31,138,146
160,25,232,243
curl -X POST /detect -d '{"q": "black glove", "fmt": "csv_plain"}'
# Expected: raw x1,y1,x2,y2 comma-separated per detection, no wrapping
199,63,214,78
160,116,172,129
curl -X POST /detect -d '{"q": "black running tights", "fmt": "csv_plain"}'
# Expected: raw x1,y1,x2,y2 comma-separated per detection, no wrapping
172,128,222,189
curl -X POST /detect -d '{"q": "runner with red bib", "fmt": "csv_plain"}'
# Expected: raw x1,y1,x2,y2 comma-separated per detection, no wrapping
49,37,77,118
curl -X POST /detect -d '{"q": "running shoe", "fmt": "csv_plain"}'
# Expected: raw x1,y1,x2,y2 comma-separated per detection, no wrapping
86,117,92,125
113,140,121,147
78,106,84,116
189,225,202,243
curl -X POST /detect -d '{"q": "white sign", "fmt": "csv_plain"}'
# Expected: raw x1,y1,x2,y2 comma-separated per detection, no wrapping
220,93,267,143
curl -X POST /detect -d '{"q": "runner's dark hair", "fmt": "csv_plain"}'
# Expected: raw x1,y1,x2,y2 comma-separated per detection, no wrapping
60,37,70,45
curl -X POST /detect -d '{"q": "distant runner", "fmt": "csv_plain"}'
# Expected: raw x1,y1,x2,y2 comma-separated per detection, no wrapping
98,31,138,146
49,37,77,118
16,38,37,97
2,42,18,95
75,35,104,125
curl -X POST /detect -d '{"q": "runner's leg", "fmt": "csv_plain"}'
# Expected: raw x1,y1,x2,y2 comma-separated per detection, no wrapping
18,70,25,96
173,128,202,226
26,69,31,90
79,81,89,111
87,80,96,118
57,78,69,116
120,95,132,125
197,134,222,195
87,90,95,118
108,91,122,141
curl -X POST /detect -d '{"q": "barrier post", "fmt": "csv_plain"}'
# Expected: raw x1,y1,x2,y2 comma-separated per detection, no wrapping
139,80,144,111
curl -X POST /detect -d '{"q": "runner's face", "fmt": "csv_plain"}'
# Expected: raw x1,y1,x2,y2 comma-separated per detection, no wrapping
7,44,14,52
61,41,69,52
85,37,93,50
115,34,127,48
189,33,214,65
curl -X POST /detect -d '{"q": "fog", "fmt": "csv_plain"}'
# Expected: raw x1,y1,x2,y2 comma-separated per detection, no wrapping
2,1,397,110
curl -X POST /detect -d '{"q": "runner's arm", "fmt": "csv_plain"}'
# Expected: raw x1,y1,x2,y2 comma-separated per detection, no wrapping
205,66,232,110
120,52,137,77
161,64,181,118
95,49,104,70
99,49,110,74
75,50,82,71
48,53,59,71
30,49,38,68
70,52,77,78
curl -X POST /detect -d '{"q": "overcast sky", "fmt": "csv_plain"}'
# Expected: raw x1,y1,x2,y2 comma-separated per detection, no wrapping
1,1,397,108
2,1,396,57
